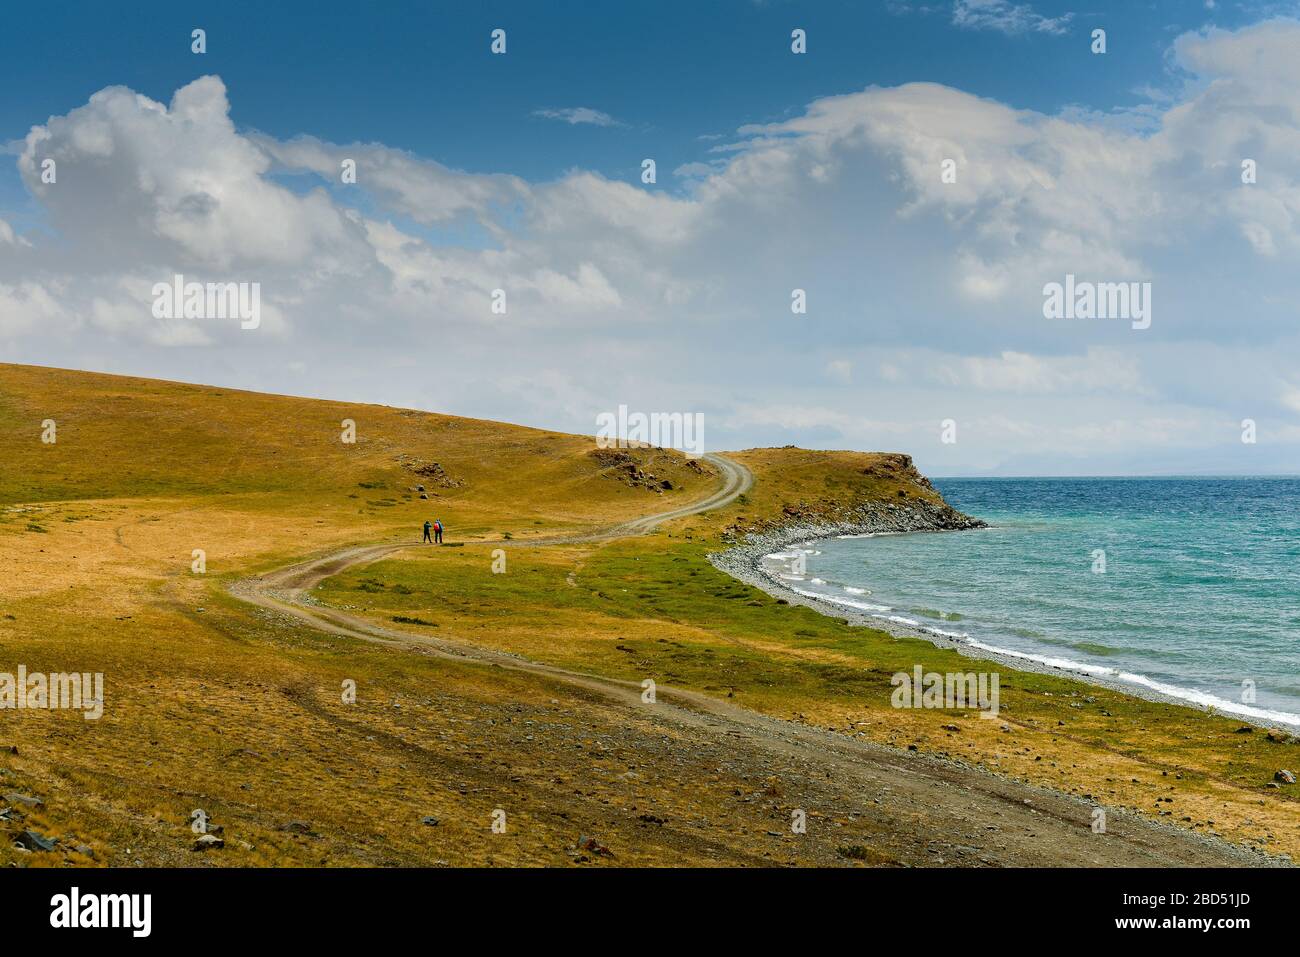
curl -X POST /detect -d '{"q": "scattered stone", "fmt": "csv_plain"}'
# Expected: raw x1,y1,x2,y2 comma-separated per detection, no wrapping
14,830,56,852
4,793,42,808
421,816,440,826
1274,769,1295,784
193,833,225,851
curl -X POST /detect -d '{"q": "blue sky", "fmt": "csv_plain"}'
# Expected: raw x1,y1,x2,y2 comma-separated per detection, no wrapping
2,1,1299,475
0,0,1256,185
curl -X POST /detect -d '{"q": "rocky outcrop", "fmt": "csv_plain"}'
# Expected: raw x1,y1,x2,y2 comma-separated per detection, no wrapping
716,450,977,542
721,493,984,544
396,455,464,488
588,448,679,493
709,452,984,580
862,452,936,492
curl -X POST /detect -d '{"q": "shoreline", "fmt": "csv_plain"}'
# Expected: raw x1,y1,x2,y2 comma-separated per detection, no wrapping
708,503,1300,734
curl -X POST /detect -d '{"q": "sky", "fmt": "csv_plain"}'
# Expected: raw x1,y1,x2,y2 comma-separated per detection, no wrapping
2,0,1299,475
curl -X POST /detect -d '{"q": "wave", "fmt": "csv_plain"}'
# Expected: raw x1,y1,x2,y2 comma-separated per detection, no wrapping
909,607,964,622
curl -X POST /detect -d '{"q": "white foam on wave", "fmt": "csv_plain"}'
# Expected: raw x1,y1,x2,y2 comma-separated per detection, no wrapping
763,550,801,562
843,586,869,595
791,587,891,613
920,626,970,641
954,635,1300,727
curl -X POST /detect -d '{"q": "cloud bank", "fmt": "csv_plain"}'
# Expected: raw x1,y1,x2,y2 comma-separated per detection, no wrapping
3,19,1300,474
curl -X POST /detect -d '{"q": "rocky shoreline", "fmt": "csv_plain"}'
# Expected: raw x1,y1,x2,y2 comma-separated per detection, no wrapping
708,500,1300,734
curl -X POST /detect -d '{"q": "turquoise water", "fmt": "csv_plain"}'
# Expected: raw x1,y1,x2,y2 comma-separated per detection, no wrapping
787,478,1300,725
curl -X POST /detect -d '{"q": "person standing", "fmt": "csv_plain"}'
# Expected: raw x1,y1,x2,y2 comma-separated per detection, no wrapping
422,520,433,543
433,519,443,544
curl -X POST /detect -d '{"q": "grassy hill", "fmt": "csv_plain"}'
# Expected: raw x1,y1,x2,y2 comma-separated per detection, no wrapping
0,363,1296,868
0,363,714,527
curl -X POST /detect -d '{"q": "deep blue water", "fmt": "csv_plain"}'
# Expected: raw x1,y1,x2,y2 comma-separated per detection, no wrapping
785,478,1300,725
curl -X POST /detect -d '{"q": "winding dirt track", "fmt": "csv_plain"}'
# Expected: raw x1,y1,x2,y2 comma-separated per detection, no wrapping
229,452,1272,867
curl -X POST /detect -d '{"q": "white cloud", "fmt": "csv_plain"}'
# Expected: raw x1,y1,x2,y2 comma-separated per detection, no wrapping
0,281,68,337
951,0,1073,35
258,134,526,228
0,217,28,247
532,107,623,127
930,348,1148,394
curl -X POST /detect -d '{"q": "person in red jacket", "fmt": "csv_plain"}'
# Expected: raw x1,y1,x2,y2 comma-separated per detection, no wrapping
433,519,443,544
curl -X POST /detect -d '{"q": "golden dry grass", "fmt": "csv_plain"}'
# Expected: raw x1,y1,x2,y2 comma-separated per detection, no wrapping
0,363,1296,867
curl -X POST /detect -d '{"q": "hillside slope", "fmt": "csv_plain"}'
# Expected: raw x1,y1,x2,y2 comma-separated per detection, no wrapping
0,363,713,524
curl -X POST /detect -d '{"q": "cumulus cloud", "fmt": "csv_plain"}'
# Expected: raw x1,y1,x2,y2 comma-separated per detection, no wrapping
259,134,527,227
